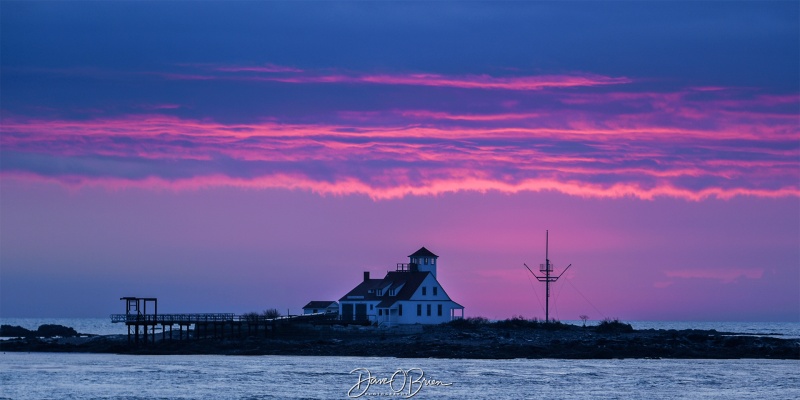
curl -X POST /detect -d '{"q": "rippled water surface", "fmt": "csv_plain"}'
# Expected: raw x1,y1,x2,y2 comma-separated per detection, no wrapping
1,353,798,399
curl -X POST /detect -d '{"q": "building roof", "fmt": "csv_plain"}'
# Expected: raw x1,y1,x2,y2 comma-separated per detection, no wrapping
339,279,384,299
408,246,438,258
302,301,338,309
339,271,431,305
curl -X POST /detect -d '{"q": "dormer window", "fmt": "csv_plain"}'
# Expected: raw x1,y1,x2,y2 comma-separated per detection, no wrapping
389,289,396,296
422,287,427,296
377,289,382,296
433,287,438,296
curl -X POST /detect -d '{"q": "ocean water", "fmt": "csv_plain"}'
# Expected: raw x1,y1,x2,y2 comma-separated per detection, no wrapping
626,321,800,339
0,353,798,399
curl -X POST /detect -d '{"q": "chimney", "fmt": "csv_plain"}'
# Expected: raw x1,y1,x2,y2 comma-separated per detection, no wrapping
363,271,370,281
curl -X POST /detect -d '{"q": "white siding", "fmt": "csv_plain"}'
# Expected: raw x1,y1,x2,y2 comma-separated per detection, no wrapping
378,300,460,325
408,274,450,301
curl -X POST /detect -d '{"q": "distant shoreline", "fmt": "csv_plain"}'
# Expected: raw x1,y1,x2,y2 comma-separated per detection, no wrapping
2,320,798,360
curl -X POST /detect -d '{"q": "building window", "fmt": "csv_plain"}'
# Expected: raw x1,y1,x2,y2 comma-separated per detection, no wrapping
399,304,403,316
417,304,422,316
377,289,382,296
370,304,373,310
313,309,318,313
422,287,427,296
379,309,382,316
389,289,395,296
433,287,438,296
438,304,442,316
432,259,435,265
426,304,431,316
424,258,429,265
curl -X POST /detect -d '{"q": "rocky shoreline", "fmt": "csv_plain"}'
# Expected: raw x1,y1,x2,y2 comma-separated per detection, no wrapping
2,319,798,359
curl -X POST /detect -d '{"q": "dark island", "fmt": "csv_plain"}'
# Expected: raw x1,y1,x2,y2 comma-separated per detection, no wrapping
2,318,798,359
1,324,80,338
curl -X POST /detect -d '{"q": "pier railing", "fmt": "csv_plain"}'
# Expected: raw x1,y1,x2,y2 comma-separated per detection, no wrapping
110,313,236,324
110,312,336,324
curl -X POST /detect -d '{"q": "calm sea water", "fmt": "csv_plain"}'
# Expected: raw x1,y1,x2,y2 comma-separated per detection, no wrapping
2,318,799,338
0,353,797,399
2,319,798,398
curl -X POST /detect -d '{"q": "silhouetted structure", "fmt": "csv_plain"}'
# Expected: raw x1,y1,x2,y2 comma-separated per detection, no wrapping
118,297,158,344
111,297,335,345
525,231,572,322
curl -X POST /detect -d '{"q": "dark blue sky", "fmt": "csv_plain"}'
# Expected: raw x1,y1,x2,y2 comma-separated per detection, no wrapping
3,2,797,82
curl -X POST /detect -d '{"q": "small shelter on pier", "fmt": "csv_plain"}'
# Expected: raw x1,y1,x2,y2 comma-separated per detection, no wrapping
302,301,339,315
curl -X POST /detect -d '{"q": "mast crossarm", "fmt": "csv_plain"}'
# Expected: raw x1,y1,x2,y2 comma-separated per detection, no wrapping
556,263,572,279
524,263,544,279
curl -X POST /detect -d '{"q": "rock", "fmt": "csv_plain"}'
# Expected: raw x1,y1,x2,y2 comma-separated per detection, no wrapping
0,325,33,337
36,324,79,337
1,324,79,338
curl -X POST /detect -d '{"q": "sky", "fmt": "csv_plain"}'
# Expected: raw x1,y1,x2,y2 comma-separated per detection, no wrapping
1,2,798,321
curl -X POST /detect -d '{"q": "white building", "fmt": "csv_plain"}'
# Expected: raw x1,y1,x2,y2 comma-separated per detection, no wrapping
338,247,464,326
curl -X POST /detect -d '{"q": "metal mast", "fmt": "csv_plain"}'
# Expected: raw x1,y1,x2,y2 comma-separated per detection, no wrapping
525,230,571,323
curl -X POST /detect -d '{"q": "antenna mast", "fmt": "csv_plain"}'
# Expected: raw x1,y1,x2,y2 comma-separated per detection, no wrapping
524,230,571,323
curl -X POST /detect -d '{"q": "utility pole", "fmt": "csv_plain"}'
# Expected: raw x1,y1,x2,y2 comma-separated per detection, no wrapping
525,230,571,323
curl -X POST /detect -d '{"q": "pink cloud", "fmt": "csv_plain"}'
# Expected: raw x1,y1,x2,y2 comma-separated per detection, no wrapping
153,73,216,81
214,63,304,73
397,110,541,121
664,268,765,284
559,90,799,115
158,65,632,91
138,104,181,110
353,73,631,90
2,77,797,202
2,169,798,202
689,86,728,92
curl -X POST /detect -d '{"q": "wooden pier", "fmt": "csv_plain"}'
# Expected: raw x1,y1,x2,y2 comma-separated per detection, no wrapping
111,297,338,345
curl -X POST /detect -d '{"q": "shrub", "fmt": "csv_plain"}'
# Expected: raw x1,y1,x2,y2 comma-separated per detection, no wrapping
496,315,539,329
243,312,260,322
596,318,633,333
448,316,489,329
262,308,282,319
541,320,570,330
